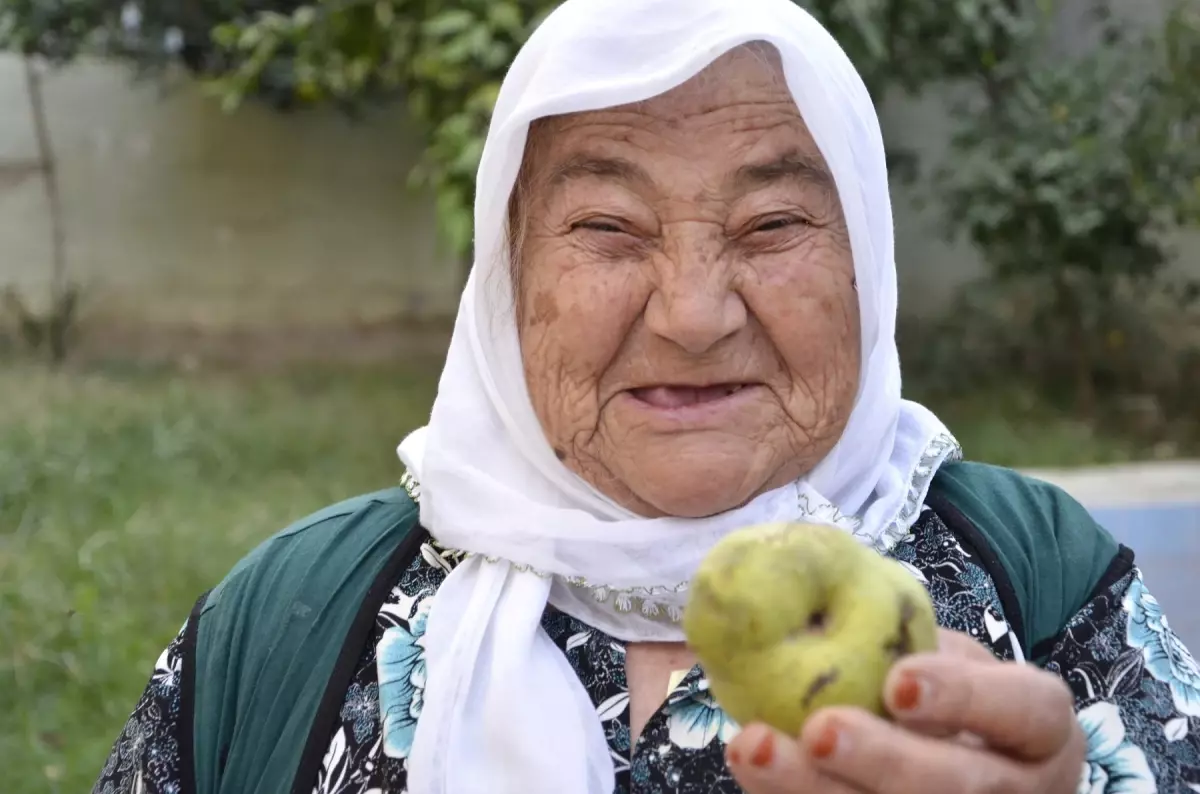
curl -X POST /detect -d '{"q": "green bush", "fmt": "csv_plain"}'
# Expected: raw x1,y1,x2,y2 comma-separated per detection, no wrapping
937,0,1200,416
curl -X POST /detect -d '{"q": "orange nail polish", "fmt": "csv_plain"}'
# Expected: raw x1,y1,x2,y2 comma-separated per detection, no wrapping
726,746,742,765
893,674,922,711
749,732,775,767
810,725,839,759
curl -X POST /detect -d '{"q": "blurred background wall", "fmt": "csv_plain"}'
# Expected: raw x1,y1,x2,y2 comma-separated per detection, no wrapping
0,54,461,332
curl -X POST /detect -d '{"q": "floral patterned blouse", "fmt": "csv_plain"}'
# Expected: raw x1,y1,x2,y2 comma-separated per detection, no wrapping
93,502,1200,794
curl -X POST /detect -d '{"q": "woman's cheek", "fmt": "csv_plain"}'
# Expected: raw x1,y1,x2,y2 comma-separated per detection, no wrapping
520,310,601,446
753,247,857,345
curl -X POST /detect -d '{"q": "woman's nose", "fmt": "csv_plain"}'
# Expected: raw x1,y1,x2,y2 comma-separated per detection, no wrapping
643,249,747,355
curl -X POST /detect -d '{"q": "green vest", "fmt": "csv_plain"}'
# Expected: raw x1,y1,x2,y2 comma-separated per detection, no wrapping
184,462,1120,793
190,488,425,794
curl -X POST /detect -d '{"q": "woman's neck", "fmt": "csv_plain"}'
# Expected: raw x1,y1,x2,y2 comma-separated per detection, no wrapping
625,641,697,749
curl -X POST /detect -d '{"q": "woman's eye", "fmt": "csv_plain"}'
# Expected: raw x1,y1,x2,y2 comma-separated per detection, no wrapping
572,219,627,234
752,216,803,233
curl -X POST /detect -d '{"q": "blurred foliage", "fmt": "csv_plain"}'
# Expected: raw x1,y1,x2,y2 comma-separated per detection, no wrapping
0,1,294,66
936,0,1200,416
204,0,550,254
899,276,1200,456
0,0,1033,255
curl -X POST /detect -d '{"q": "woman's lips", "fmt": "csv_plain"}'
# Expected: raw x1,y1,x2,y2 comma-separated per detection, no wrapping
628,384,747,409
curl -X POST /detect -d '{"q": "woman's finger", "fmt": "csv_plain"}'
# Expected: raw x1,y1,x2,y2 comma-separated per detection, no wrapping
799,706,1033,793
883,652,1078,761
886,630,1000,741
725,722,865,794
936,628,997,661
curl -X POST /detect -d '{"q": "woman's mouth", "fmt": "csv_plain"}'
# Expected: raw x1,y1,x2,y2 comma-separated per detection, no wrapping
627,384,751,409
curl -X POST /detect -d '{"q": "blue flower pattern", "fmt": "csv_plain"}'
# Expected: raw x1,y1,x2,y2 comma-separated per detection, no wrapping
1125,573,1200,718
1046,568,1200,791
378,599,431,758
1076,701,1156,794
96,507,1200,794
664,677,739,751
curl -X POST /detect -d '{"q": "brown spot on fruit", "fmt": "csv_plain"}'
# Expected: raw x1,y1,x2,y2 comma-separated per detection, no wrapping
884,595,917,659
801,668,840,709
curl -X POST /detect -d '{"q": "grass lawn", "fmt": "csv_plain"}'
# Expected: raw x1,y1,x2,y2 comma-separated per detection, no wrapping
0,358,1149,791
0,360,436,792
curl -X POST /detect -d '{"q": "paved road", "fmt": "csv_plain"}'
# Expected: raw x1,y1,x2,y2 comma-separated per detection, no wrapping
1092,503,1200,651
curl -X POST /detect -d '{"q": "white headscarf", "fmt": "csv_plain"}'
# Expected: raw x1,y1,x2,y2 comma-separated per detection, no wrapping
397,0,959,790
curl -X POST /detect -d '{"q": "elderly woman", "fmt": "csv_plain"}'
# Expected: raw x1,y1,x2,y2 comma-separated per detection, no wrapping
94,0,1200,792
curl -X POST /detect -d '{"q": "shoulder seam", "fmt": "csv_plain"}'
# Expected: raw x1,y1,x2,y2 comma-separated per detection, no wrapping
1028,545,1136,661
274,488,415,540
1091,544,1137,593
925,490,1028,653
200,494,417,618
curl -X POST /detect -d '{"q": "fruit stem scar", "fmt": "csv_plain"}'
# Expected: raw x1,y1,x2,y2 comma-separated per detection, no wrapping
801,668,840,709
785,608,829,643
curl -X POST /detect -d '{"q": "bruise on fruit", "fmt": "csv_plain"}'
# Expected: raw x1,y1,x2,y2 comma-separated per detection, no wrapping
801,668,840,710
884,595,917,659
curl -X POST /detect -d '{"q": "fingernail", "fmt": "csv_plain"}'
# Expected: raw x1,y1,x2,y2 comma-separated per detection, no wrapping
810,724,839,759
749,732,775,767
725,746,741,765
892,673,924,712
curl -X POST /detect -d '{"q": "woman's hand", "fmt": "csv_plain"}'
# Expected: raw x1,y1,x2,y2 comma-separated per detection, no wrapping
725,629,1086,793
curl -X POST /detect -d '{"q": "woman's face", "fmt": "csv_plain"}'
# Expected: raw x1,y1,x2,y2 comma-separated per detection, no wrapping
515,45,861,518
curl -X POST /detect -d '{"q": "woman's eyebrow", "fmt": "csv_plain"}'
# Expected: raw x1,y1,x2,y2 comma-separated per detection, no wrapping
733,150,835,192
540,149,834,199
547,154,654,191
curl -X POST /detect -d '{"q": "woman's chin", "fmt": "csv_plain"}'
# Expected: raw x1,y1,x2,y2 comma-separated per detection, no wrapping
589,435,797,518
645,495,746,519
622,464,771,519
